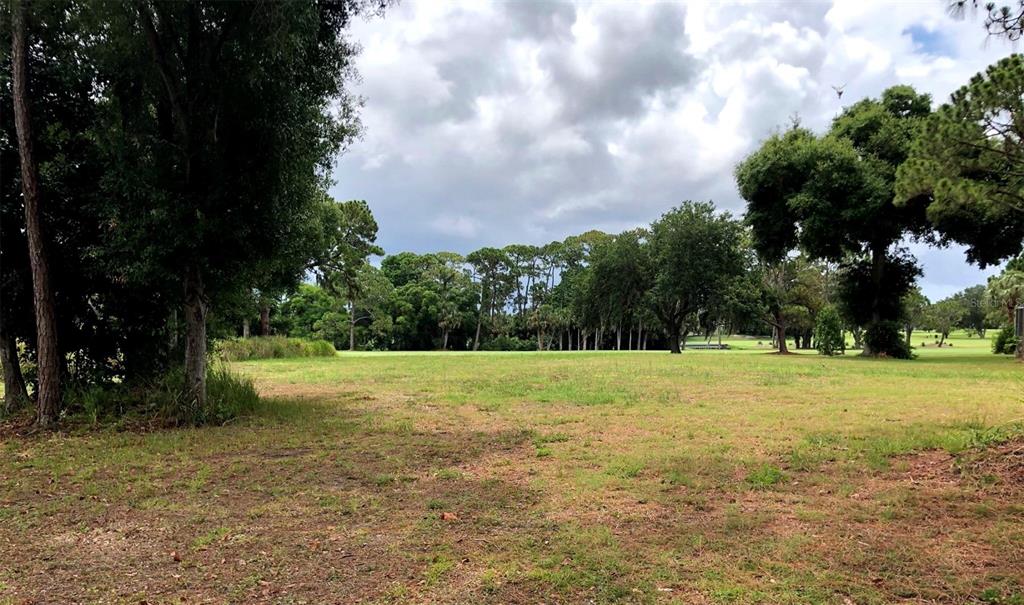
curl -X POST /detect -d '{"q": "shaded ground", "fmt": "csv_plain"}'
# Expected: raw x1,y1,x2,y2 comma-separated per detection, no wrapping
1,350,1022,604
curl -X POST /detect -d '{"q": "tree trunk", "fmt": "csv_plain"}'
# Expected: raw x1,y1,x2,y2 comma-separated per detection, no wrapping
680,327,690,351
12,1,61,427
904,325,912,349
863,245,886,356
669,321,681,354
348,300,355,351
0,322,29,414
242,318,250,338
472,306,483,351
442,328,449,351
628,326,633,351
183,266,208,410
259,304,270,336
776,316,789,354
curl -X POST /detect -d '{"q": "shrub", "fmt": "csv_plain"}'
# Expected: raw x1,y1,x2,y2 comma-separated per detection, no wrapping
480,335,537,351
215,336,337,361
992,326,1020,355
864,320,913,359
814,305,844,356
64,365,261,427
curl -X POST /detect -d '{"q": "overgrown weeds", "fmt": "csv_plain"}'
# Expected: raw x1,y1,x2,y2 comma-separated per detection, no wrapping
63,364,261,428
216,336,336,361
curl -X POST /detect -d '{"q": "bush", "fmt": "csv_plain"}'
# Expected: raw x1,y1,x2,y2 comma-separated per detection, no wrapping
215,336,337,361
863,320,913,359
63,364,262,427
480,335,537,351
814,305,844,356
992,326,1020,355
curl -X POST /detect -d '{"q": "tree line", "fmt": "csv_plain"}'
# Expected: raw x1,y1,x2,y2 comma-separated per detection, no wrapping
3,2,1023,428
258,206,1022,358
2,1,383,425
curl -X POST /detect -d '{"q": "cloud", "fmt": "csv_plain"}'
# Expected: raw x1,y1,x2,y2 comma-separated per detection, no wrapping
331,0,1017,299
429,214,480,239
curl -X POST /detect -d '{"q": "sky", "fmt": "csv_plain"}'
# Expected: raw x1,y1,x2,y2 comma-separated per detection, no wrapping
330,0,1017,301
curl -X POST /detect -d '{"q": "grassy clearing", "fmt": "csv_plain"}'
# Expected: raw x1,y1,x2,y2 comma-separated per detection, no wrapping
1,332,1022,604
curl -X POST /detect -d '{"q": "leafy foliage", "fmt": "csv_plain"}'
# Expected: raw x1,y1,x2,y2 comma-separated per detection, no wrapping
992,325,1020,354
896,55,1024,267
737,86,933,357
814,305,845,356
648,202,747,353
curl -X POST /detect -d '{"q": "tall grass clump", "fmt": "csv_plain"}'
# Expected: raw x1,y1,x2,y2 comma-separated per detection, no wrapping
64,365,262,427
216,336,337,361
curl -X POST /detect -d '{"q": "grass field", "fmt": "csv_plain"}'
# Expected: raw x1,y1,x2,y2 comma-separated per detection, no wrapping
2,333,1023,604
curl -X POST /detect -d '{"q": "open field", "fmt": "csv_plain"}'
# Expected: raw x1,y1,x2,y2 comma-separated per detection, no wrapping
2,335,1023,604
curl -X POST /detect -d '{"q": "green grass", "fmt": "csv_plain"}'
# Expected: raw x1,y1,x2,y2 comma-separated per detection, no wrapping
2,331,1022,603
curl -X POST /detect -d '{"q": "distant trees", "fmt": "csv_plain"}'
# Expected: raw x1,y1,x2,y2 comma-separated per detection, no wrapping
587,229,653,351
648,202,746,354
900,288,930,348
954,285,990,338
315,200,385,351
925,299,962,347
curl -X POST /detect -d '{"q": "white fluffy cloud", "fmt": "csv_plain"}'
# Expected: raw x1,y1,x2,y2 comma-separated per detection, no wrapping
332,1,1015,299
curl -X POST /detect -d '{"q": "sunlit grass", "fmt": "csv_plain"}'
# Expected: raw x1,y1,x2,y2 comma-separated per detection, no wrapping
2,330,1022,604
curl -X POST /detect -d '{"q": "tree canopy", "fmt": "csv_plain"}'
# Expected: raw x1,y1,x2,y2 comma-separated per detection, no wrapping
895,55,1024,267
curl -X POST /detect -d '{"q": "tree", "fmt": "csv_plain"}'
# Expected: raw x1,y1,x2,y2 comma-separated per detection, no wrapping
754,259,799,354
424,253,471,350
276,284,336,339
988,267,1024,324
648,202,746,354
11,0,61,426
0,315,28,414
950,0,1024,40
896,55,1024,268
315,200,384,351
836,251,921,358
926,298,963,346
466,247,514,351
814,305,844,356
737,86,933,357
587,229,653,350
900,287,930,348
751,256,826,353
953,285,990,337
95,1,371,409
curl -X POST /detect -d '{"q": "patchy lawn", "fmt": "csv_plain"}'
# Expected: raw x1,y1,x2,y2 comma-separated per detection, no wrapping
2,343,1023,604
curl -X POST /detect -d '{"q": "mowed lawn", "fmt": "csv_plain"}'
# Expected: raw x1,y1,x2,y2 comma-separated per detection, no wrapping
2,335,1023,604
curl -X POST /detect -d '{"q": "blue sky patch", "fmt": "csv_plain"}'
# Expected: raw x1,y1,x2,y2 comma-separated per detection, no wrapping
904,24,955,57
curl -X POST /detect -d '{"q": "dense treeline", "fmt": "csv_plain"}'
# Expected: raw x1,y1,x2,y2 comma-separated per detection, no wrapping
2,1,1022,428
258,213,1021,357
1,1,382,424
